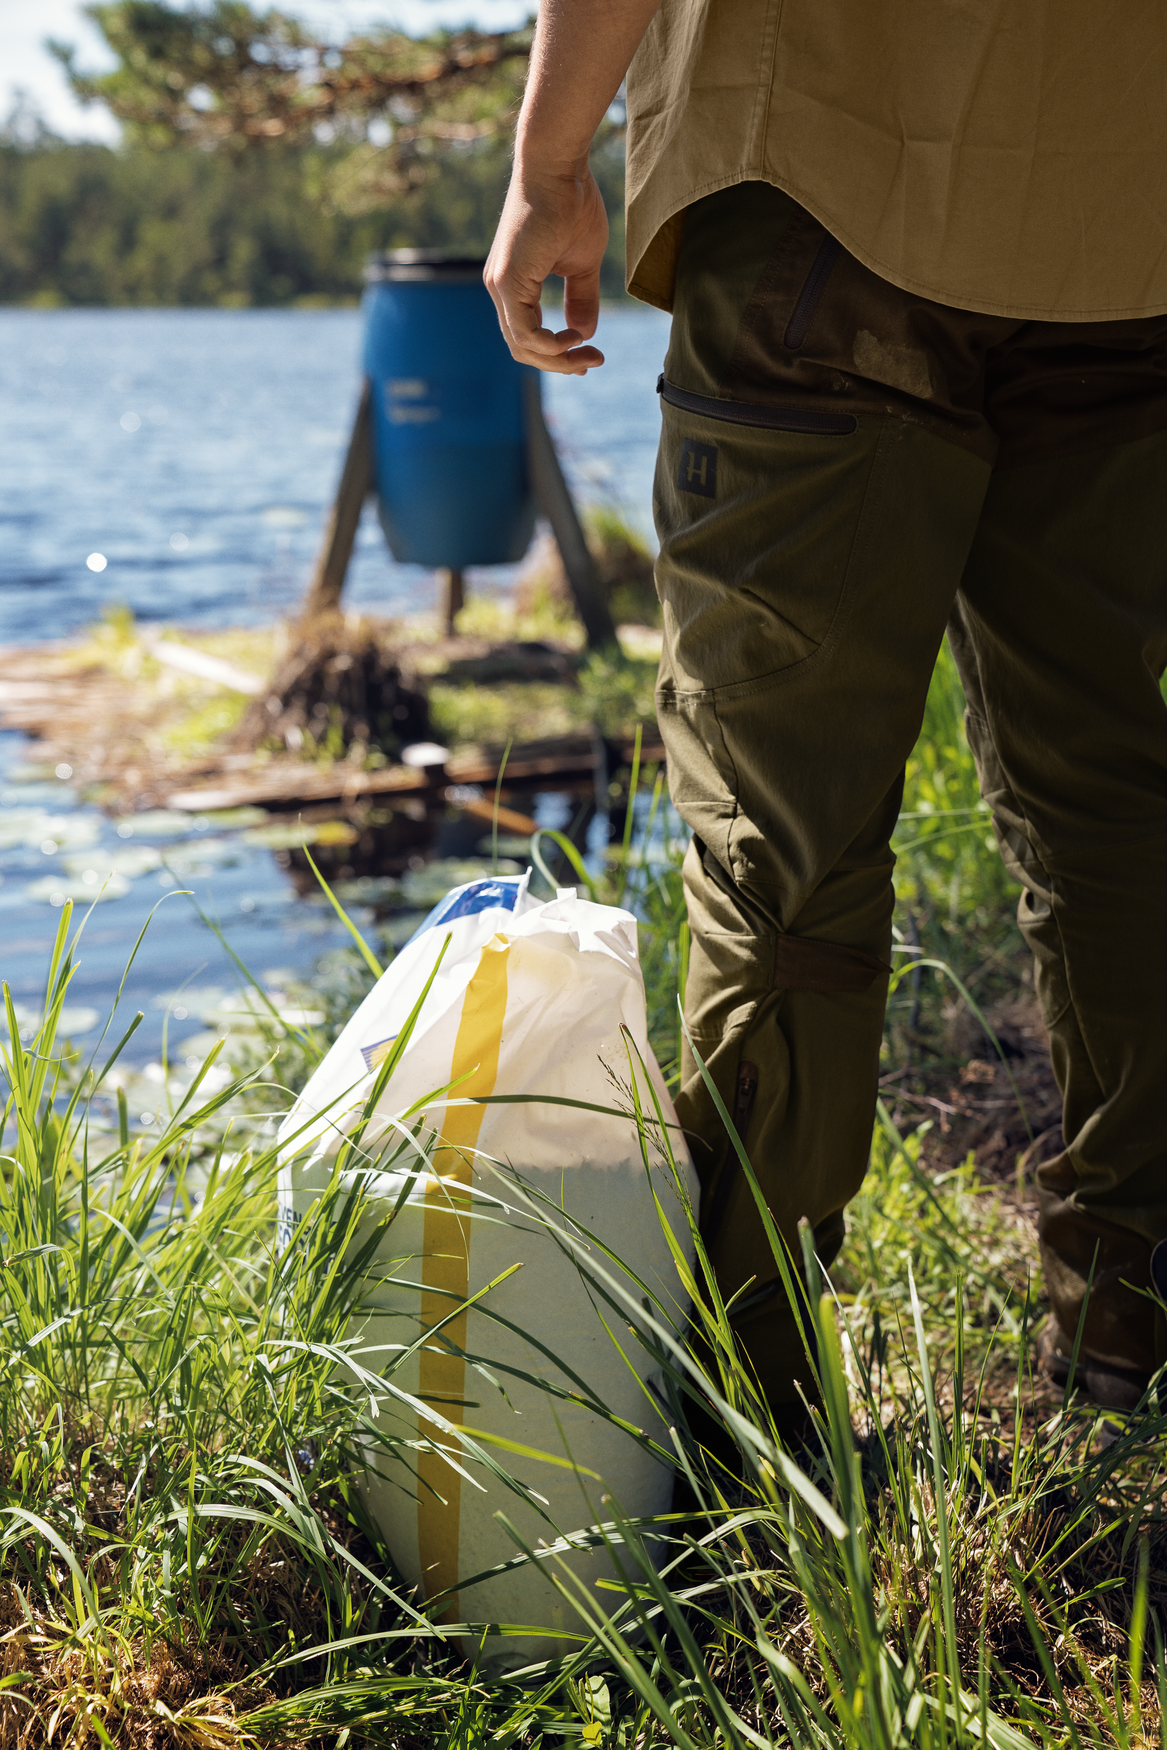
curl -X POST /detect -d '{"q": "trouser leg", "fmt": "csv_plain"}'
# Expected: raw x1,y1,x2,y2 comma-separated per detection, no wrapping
655,405,990,1408
949,433,1167,1374
679,792,902,1410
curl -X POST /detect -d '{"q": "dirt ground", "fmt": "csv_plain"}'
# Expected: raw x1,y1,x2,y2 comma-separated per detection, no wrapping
884,992,1063,1196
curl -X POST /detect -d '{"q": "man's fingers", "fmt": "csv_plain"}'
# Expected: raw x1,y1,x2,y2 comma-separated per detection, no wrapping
490,273,583,358
504,316,578,356
512,341,605,375
487,280,575,368
498,321,604,373
489,280,605,373
498,314,602,374
562,268,602,343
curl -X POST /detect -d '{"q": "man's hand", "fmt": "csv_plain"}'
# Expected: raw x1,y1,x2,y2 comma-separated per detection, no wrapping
484,0,662,374
485,163,608,376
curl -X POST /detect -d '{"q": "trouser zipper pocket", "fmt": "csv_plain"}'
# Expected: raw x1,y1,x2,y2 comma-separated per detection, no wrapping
657,376,856,435
732,1060,759,1139
784,233,843,349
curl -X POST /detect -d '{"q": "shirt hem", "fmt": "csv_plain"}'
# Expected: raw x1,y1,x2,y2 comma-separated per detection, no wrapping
627,170,1167,323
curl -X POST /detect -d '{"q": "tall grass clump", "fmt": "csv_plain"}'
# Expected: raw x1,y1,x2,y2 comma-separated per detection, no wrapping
0,905,437,1739
0,713,1163,1747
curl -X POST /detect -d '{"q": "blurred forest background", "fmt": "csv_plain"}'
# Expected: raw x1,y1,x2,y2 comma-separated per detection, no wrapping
0,0,628,305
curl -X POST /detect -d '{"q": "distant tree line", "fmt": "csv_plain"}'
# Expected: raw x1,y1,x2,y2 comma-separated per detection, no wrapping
1,1,627,307
0,127,627,307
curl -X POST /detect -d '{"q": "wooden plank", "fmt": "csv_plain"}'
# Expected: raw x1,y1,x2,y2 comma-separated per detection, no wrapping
146,641,266,694
166,764,428,812
449,750,597,785
454,797,540,836
164,754,592,813
160,731,664,813
0,681,61,702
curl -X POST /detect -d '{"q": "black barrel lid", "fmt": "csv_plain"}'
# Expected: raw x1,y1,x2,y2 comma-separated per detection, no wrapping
365,250,487,284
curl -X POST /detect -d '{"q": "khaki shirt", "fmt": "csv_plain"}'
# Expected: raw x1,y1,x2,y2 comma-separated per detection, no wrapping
625,0,1167,321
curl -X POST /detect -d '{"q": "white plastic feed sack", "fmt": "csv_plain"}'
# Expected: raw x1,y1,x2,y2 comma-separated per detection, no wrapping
276,875,698,1669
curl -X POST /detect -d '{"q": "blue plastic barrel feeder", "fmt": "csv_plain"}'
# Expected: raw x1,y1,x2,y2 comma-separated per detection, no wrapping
363,251,539,569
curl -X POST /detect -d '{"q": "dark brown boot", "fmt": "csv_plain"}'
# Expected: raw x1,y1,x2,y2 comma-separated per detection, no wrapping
1036,1320,1151,1412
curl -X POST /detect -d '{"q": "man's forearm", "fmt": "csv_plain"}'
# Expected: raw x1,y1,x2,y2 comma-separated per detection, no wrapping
486,0,661,370
517,0,661,174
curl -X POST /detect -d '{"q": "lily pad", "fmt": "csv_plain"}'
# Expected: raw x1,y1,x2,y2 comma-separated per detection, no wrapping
2,766,59,786
0,809,50,851
26,874,131,904
198,988,323,1032
398,858,520,909
164,838,244,874
62,845,162,880
0,810,101,852
152,986,230,1019
171,1029,229,1059
235,889,296,913
114,810,208,838
475,835,532,859
196,807,269,829
314,819,360,846
241,818,356,850
331,875,401,905
2,1002,101,1039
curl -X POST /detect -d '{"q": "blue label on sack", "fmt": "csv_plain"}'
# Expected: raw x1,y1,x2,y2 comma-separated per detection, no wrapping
360,1031,399,1072
357,877,527,1075
401,876,526,951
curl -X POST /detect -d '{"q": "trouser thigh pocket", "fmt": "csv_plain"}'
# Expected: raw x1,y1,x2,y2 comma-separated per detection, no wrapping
654,401,879,698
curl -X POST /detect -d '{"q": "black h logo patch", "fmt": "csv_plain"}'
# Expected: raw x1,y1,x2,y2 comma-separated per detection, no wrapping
677,439,717,498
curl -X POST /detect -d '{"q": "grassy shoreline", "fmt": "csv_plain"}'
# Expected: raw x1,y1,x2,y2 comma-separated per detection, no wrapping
0,636,1162,1746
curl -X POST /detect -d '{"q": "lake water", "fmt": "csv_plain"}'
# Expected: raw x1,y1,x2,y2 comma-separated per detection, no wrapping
0,304,673,1079
0,305,670,643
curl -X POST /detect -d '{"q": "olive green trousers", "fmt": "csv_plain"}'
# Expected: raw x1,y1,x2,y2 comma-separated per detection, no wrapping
655,183,1167,1408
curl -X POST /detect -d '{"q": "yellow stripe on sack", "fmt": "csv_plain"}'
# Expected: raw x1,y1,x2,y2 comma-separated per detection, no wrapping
417,935,509,1620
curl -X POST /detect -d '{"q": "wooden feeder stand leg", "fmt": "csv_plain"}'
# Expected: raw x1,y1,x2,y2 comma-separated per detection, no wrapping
523,374,616,651
441,567,465,637
300,378,374,620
